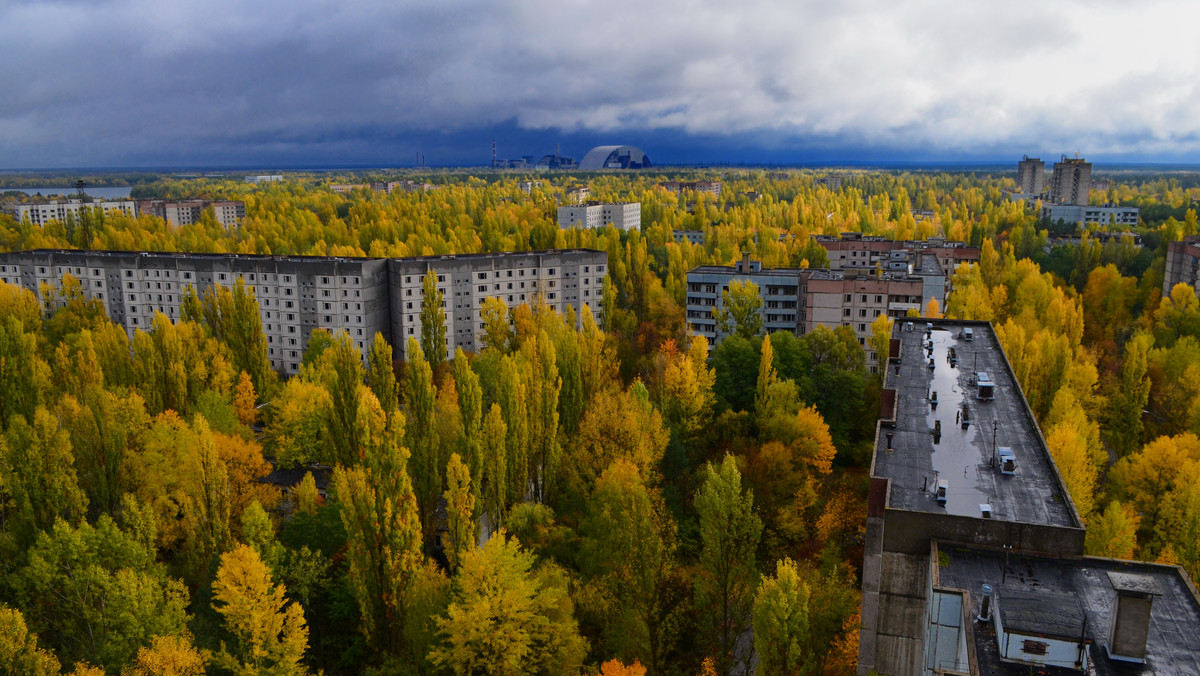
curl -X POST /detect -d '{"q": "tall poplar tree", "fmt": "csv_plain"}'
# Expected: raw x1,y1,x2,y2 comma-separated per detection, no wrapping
367,333,399,422
444,453,476,573
404,338,440,544
497,355,529,507
420,270,447,371
481,403,508,530
323,333,364,466
334,435,423,656
452,347,483,503
694,456,762,675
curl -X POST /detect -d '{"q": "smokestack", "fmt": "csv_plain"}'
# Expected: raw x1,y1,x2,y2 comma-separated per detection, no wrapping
493,140,497,166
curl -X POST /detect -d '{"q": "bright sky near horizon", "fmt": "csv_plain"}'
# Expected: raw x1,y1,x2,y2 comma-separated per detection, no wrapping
2,0,1199,168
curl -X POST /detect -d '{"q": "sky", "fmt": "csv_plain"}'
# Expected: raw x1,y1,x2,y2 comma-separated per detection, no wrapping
3,0,1200,169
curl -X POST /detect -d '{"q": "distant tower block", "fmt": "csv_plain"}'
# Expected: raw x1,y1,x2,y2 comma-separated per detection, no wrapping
1049,155,1092,206
1017,156,1045,196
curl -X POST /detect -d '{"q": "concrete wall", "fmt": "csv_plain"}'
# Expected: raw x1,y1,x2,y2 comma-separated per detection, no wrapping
881,507,1085,556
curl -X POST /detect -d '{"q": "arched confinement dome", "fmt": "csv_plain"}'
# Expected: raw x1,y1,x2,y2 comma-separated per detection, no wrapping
578,145,652,170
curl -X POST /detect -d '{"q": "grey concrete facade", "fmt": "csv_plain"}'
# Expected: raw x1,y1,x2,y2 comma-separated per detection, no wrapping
0,248,606,373
1016,156,1045,196
1049,156,1093,206
388,250,605,359
684,254,934,367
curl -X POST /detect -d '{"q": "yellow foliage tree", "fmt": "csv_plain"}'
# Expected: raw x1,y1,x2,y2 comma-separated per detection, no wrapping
0,604,61,676
122,635,208,676
924,297,942,319
234,371,258,427
1045,423,1097,519
211,544,309,675
601,658,647,676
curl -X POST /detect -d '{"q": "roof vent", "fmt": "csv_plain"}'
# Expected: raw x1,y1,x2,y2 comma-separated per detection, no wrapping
977,584,993,621
1105,571,1162,664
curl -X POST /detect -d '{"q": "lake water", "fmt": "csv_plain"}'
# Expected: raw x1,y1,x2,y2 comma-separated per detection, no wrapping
5,186,133,198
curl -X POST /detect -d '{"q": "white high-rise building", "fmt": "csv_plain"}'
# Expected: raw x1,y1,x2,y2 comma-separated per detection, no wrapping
557,202,640,232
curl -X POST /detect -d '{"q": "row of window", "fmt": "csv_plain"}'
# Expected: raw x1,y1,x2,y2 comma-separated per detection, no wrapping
843,308,885,318
844,293,887,304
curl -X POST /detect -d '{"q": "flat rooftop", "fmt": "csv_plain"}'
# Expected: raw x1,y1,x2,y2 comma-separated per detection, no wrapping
0,248,604,264
915,253,943,276
687,265,805,277
937,544,1200,675
873,321,1079,528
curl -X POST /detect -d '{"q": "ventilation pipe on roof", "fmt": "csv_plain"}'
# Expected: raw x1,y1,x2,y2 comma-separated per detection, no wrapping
1106,572,1162,664
977,584,993,622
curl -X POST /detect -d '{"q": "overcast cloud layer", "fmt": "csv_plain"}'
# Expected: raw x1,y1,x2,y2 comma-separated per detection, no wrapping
3,0,1200,168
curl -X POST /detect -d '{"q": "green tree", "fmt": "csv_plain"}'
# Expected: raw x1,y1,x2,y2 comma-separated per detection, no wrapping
1108,331,1153,456
453,347,484,503
445,452,476,573
404,338,440,544
0,317,47,428
584,459,683,675
694,456,762,675
420,270,447,371
555,329,585,436
481,403,509,530
524,331,561,504
15,513,189,672
1,407,88,546
497,354,529,508
322,333,365,466
185,280,274,397
1085,501,1140,559
429,531,586,676
755,331,777,417
183,416,234,583
752,558,813,676
713,279,763,340
211,544,309,675
366,333,398,423
333,438,423,656
711,335,759,412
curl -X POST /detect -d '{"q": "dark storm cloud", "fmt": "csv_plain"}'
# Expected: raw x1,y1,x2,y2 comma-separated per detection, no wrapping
1,0,1198,167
